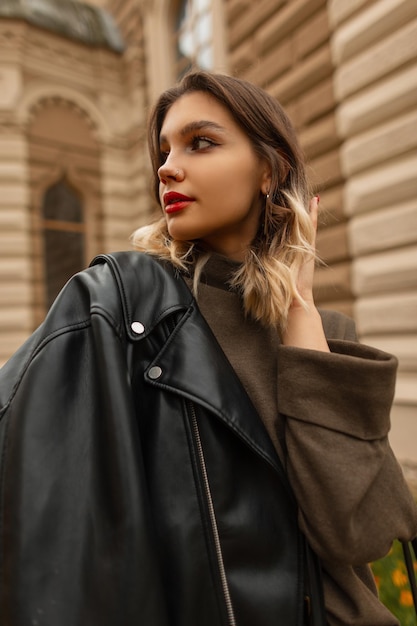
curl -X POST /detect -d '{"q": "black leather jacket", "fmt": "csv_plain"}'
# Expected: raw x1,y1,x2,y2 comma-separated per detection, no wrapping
0,252,322,626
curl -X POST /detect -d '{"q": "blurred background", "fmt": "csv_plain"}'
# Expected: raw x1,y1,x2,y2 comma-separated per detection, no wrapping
0,0,416,474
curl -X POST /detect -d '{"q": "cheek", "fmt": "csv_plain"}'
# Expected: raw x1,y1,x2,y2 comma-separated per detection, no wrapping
158,182,165,204
224,168,262,206
225,153,262,193
206,165,250,201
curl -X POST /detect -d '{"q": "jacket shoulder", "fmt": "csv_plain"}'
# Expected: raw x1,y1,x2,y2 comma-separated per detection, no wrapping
91,251,193,338
0,258,123,415
0,252,191,415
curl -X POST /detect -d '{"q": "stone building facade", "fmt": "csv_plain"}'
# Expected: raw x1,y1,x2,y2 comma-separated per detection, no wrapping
0,0,416,467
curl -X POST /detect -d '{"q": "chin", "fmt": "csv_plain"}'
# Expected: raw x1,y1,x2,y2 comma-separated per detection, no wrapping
167,226,203,243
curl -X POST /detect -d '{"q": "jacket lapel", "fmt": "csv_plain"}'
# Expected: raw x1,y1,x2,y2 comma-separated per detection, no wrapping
96,252,289,486
145,303,288,483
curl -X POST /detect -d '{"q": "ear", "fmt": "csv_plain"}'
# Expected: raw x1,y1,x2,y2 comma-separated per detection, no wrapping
260,162,272,196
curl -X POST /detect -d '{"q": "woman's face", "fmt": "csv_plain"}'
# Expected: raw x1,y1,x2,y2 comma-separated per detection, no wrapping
158,91,270,260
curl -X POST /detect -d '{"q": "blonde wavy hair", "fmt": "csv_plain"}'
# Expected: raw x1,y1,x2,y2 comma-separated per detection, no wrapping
132,71,315,332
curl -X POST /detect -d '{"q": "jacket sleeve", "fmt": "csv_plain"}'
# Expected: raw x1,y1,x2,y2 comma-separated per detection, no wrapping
277,319,417,566
0,267,169,626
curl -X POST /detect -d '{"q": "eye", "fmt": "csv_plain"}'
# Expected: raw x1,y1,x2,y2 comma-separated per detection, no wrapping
188,136,217,152
159,149,170,164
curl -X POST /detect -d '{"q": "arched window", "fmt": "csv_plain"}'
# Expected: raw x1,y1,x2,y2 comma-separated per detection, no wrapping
175,0,214,76
143,0,227,102
42,177,86,308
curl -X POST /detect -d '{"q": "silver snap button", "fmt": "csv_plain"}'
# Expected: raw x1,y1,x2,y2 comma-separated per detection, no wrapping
131,321,145,334
148,366,162,380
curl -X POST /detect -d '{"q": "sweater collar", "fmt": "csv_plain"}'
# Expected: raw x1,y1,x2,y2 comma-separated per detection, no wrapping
188,253,242,291
184,252,242,291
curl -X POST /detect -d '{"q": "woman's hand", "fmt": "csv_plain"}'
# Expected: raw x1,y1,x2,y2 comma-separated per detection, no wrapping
281,196,330,352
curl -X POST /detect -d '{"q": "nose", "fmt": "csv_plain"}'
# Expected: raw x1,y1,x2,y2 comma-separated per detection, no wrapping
158,158,183,184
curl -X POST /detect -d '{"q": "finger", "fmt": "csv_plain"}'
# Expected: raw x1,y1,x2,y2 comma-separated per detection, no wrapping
308,196,319,230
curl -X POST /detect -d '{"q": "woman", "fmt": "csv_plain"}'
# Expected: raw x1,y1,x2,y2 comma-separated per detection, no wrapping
0,71,416,626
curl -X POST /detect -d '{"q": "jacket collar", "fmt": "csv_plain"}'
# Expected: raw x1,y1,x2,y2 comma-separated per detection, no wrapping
92,252,290,487
91,251,194,339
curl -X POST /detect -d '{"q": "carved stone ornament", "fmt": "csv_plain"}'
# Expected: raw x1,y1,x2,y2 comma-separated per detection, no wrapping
0,0,125,52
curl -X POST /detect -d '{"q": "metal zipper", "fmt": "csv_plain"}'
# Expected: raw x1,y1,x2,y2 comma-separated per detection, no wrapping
188,402,237,626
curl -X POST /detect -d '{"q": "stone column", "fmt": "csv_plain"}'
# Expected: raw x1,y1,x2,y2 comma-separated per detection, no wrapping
0,64,33,365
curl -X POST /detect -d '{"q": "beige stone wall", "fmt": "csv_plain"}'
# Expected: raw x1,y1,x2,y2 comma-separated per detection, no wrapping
329,0,417,465
0,22,37,362
0,17,148,363
103,0,154,239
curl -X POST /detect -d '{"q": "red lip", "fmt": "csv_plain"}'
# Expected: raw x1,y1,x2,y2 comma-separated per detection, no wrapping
163,191,194,214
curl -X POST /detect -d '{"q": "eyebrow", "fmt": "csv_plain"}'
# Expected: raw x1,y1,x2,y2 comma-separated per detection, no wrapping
159,120,227,145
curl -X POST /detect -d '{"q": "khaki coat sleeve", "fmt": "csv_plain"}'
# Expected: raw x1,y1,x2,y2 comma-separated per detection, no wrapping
277,311,417,565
